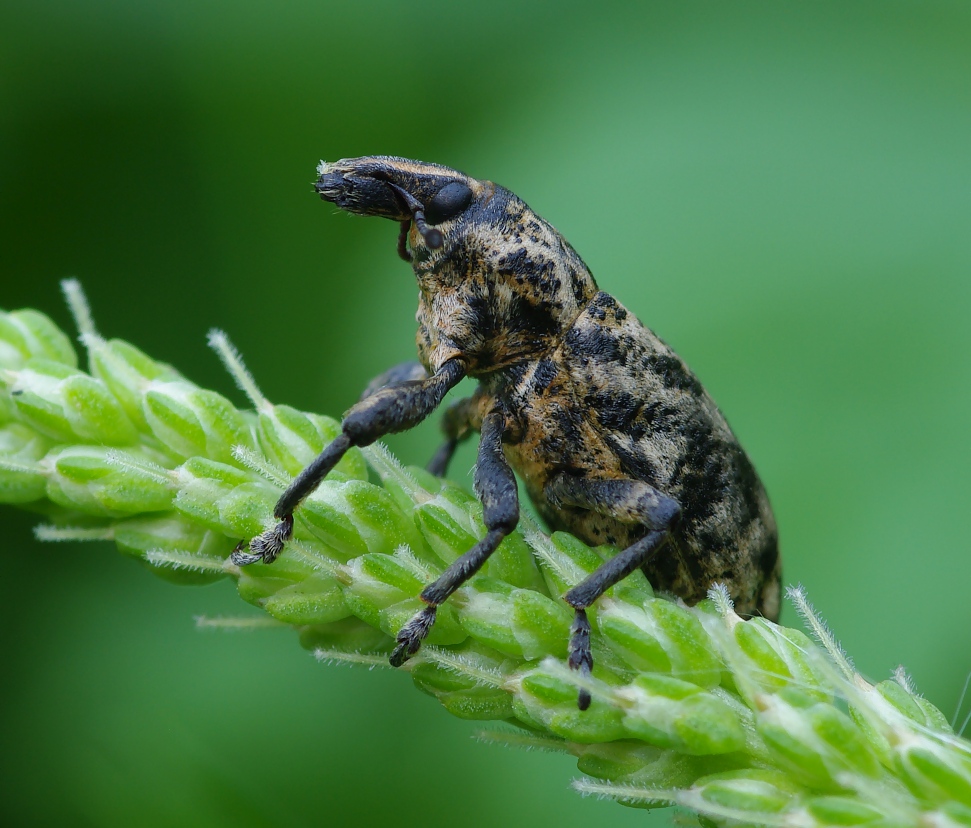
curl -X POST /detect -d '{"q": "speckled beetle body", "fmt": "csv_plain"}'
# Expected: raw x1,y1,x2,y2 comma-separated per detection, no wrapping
234,156,780,708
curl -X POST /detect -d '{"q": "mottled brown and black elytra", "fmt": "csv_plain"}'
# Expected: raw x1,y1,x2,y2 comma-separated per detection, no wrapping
233,155,781,709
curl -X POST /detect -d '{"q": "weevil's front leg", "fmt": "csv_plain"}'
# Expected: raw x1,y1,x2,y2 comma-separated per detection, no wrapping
232,358,465,566
391,410,518,666
546,474,682,710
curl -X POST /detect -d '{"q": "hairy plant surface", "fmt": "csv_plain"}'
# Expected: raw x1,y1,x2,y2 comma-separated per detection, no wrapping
1,284,969,827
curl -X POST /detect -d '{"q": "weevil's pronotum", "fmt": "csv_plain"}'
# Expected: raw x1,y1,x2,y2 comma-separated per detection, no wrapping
234,156,781,709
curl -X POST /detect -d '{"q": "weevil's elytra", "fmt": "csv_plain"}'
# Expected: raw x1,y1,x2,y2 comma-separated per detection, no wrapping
234,155,780,709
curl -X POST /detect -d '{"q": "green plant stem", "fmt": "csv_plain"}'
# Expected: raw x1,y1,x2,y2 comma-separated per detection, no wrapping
1,288,970,827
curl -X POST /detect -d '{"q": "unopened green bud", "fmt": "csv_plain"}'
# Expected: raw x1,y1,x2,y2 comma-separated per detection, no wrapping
410,642,514,720
456,578,571,660
45,446,173,517
732,617,831,700
513,663,628,743
804,795,904,826
89,337,182,430
291,484,370,561
574,739,664,784
173,456,274,537
257,404,367,481
0,422,52,502
597,597,721,688
263,574,351,626
895,737,971,809
531,530,654,605
756,687,883,789
874,680,952,733
533,530,604,596
143,381,253,464
687,769,799,818
619,674,746,755
294,479,426,563
415,492,480,566
341,551,465,646
0,309,77,370
339,480,426,558
416,487,543,590
9,359,137,444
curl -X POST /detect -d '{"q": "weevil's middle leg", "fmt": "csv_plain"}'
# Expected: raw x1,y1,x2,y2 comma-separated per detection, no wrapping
391,410,518,666
546,474,682,709
232,358,465,566
426,395,480,477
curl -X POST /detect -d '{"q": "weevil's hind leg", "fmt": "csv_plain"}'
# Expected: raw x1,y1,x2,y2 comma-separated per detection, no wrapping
359,361,428,401
232,358,466,566
427,395,479,477
391,410,518,666
546,474,682,710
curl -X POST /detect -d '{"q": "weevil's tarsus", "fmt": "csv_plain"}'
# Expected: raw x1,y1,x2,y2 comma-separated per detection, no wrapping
236,360,465,564
568,608,593,710
232,513,293,566
390,605,436,667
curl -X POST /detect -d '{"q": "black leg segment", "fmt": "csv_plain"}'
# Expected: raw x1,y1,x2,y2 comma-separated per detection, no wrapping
545,473,682,709
391,410,518,665
232,358,465,566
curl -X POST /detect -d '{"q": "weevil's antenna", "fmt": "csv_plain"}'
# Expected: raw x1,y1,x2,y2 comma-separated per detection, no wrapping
385,181,443,252
397,220,412,263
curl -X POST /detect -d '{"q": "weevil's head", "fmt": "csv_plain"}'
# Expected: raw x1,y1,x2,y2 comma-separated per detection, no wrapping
316,156,598,374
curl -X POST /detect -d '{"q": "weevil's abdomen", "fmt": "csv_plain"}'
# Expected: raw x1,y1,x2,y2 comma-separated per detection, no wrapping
499,291,780,620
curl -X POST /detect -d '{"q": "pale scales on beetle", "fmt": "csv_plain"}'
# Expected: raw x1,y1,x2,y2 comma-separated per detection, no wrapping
233,156,780,709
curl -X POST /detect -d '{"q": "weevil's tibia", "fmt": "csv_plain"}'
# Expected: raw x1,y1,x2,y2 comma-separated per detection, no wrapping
390,411,518,666
549,475,682,708
233,359,465,565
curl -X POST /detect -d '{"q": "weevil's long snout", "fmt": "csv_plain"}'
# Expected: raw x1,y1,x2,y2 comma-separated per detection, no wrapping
314,159,407,220
315,156,481,253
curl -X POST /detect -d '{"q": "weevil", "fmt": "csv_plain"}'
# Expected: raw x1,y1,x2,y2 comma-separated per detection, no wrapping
233,155,780,709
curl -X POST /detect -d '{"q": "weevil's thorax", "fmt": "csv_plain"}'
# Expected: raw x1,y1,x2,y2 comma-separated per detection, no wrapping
412,185,599,376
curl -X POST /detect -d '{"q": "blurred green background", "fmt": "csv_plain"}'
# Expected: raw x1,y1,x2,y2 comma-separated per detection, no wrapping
2,1,970,825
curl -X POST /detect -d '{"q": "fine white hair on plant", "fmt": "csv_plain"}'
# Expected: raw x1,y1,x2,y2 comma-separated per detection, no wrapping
60,278,98,341
207,329,268,411
195,615,284,631
313,648,390,669
786,583,856,680
34,524,115,542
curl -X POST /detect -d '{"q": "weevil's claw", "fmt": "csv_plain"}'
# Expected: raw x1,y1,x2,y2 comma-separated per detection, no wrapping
230,540,264,566
568,608,594,711
231,514,294,566
389,605,437,667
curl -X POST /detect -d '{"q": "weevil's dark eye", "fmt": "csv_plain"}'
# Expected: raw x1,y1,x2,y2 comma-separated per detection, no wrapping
424,182,474,226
